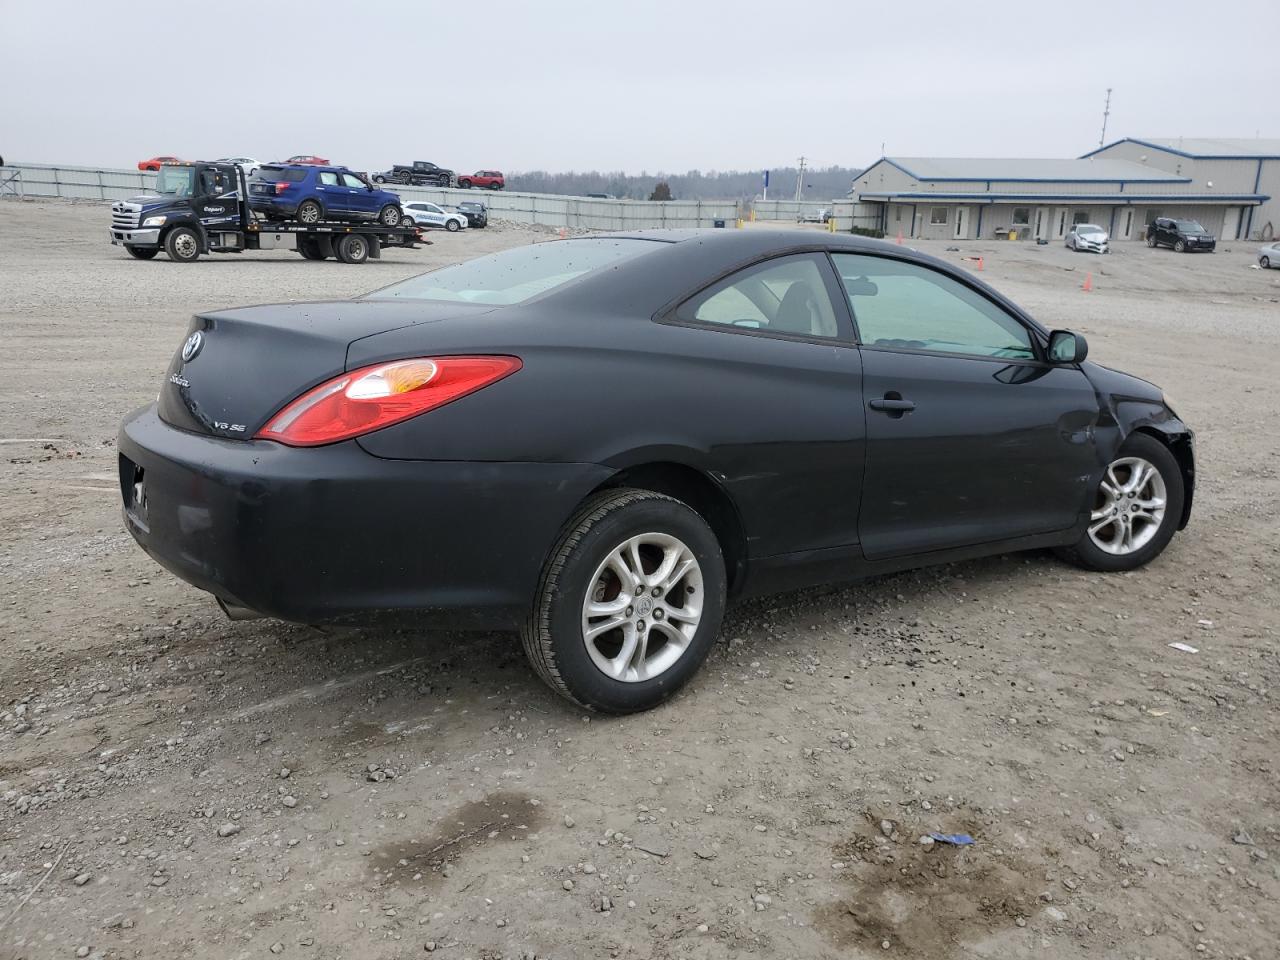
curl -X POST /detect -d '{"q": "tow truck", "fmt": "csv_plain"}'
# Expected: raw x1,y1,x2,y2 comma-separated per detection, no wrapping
109,161,424,264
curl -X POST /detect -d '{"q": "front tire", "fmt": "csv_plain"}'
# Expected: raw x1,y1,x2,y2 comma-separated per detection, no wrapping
378,204,401,226
521,489,727,714
125,245,159,260
458,179,472,189
1147,235,1157,248
1055,433,1184,573
1174,240,1186,252
445,218,460,232
1260,256,1270,269
373,175,386,184
164,227,200,263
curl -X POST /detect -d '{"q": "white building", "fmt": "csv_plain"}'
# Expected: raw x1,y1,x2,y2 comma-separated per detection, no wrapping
851,146,1273,242
1082,138,1280,241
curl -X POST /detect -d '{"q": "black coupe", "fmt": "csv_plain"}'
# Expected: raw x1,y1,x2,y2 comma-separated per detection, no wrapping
119,231,1194,713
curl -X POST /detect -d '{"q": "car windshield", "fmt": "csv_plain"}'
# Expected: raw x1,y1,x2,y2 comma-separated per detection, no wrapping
371,238,657,305
1078,225,1104,235
1175,220,1206,234
152,166,196,196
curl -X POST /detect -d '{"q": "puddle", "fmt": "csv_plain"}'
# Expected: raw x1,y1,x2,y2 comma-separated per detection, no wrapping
370,791,542,883
815,812,1044,956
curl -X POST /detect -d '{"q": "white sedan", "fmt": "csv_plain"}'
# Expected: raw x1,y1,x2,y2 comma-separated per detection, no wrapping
216,156,262,178
1066,223,1110,253
401,201,467,232
1259,241,1280,269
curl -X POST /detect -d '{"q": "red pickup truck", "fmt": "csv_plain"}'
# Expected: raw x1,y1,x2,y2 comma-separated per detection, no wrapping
457,170,505,190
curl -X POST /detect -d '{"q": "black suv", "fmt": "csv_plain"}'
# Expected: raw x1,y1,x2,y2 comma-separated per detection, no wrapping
1146,217,1216,253
456,201,488,228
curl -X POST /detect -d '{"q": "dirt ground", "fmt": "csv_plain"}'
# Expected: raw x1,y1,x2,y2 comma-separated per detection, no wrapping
1,198,1278,960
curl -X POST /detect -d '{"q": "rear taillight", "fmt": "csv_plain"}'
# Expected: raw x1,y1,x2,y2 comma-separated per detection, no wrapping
275,181,291,195
255,356,521,447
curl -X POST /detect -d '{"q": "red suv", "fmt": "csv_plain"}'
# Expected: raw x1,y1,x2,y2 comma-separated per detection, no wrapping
458,170,504,190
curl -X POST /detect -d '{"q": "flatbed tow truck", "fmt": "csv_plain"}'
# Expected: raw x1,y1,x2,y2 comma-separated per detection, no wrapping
109,160,425,264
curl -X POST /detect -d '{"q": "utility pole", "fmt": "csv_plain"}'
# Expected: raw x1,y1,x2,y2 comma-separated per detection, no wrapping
1098,88,1112,148
794,156,806,202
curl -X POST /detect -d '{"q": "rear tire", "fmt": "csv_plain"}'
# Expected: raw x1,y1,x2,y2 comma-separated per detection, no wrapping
336,233,369,264
296,200,322,225
125,245,158,260
297,236,326,260
164,227,200,263
489,182,502,190
1055,433,1184,573
521,489,726,714
378,204,401,227
401,215,415,227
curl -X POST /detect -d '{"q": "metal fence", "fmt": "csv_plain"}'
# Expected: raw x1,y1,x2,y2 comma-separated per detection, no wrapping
0,162,741,230
752,199,837,222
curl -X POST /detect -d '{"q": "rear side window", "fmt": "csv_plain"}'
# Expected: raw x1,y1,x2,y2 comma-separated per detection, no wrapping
832,253,1035,361
254,166,306,182
372,238,656,305
675,254,840,338
319,171,340,186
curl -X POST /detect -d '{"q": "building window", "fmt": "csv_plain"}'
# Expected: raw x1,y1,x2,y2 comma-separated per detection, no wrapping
895,205,903,222
930,207,949,225
1011,207,1030,226
1073,210,1090,226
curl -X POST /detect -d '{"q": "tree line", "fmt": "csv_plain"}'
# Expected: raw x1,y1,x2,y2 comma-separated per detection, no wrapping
505,165,862,202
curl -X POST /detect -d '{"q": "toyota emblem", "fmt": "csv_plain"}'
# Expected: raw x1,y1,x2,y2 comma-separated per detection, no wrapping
181,331,204,362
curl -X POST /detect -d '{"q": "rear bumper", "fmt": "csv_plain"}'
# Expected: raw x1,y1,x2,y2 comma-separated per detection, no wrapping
118,404,612,628
248,198,298,218
110,228,161,246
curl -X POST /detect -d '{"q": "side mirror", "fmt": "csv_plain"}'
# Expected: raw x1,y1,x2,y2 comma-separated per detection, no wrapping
1048,329,1088,364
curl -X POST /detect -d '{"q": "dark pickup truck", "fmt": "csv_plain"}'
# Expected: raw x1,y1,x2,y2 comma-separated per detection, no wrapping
372,161,454,187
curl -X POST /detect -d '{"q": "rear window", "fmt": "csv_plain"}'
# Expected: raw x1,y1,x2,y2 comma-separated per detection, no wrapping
254,166,306,182
371,239,656,306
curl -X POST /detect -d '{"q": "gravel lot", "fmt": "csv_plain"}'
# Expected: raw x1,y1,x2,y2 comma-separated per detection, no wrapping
1,198,1278,960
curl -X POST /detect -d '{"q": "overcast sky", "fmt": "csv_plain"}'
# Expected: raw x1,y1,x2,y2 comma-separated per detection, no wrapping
2,0,1274,174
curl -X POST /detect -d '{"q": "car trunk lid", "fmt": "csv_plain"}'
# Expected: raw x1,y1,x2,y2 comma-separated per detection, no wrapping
157,300,496,439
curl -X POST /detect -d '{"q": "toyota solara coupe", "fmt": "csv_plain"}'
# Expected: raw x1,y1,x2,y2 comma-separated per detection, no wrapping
118,230,1194,713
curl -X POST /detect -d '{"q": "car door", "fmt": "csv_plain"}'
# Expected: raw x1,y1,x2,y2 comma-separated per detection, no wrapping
830,252,1100,561
667,252,865,558
315,170,344,216
340,172,376,218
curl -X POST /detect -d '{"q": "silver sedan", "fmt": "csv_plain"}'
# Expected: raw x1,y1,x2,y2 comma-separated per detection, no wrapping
1066,224,1110,254
1259,241,1280,269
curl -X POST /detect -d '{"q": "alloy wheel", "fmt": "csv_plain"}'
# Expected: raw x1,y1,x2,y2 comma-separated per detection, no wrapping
1088,456,1167,556
580,533,703,683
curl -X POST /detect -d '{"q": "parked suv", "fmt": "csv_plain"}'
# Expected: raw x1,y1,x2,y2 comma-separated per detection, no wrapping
456,200,488,228
249,165,403,226
1146,217,1216,253
458,170,505,190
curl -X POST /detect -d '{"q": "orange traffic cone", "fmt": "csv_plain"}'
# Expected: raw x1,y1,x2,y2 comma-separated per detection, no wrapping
896,229,904,245
1082,272,1093,292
